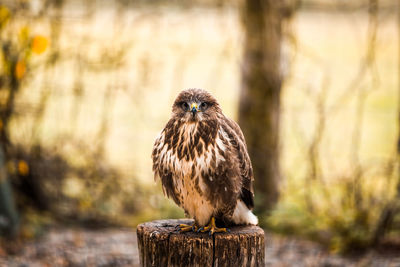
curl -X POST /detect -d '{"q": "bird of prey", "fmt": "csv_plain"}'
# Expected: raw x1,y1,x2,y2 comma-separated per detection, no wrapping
152,88,258,234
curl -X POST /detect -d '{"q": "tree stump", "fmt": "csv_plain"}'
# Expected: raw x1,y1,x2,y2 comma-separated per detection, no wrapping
137,219,265,267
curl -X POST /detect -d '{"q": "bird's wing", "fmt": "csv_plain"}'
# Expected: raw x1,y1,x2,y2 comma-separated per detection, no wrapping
151,120,181,206
221,117,255,210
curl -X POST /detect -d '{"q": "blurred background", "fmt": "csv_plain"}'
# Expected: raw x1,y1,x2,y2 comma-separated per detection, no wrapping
0,0,399,259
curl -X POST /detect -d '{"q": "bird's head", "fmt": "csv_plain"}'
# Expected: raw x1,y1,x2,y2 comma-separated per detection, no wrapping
172,88,221,123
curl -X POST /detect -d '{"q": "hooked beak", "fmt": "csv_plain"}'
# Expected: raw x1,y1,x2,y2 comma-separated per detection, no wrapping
190,103,198,117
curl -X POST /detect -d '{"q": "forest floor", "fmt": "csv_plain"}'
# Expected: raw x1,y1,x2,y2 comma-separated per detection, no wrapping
0,227,400,267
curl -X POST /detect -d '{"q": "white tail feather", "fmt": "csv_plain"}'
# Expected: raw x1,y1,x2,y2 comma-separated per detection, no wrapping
231,200,258,225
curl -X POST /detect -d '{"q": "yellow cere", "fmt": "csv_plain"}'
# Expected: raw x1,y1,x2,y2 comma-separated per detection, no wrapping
190,103,198,110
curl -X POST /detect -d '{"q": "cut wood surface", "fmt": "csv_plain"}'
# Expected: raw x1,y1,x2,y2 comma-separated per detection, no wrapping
136,219,265,267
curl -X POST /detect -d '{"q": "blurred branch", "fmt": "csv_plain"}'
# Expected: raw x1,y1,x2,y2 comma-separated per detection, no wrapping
283,0,386,250
351,85,368,210
303,75,331,212
373,0,400,245
328,0,379,115
32,1,64,143
349,0,379,212
96,83,116,156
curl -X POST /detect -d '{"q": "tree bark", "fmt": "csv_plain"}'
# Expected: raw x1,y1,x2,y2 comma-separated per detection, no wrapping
239,0,284,212
137,219,265,267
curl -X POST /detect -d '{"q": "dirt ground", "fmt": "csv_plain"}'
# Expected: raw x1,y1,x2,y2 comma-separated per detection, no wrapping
1,228,400,267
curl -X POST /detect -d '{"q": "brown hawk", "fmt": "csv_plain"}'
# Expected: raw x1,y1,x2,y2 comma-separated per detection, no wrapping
152,88,258,234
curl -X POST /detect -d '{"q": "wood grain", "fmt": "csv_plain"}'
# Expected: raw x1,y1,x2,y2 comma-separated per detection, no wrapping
137,219,265,267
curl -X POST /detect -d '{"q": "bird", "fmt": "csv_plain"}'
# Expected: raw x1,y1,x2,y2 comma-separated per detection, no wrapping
151,88,258,234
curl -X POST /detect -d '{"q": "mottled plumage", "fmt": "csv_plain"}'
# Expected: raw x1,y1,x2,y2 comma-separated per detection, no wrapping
152,89,257,227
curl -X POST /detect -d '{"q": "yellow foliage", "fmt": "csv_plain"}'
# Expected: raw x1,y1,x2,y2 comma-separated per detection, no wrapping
19,26,30,44
31,35,48,55
79,198,92,211
0,6,10,30
18,160,29,176
7,161,15,175
15,60,26,79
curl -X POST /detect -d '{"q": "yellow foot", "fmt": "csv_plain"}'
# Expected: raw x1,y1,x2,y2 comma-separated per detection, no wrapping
176,223,198,233
199,217,229,235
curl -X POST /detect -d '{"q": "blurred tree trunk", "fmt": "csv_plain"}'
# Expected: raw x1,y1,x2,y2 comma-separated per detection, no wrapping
0,145,19,237
0,36,21,238
239,0,284,213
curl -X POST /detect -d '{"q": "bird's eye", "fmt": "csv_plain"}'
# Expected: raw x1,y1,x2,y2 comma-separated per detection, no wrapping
181,102,189,111
200,102,208,110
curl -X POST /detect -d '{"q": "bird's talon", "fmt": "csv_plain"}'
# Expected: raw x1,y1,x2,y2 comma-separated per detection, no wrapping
200,217,228,235
176,223,201,233
177,223,195,232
